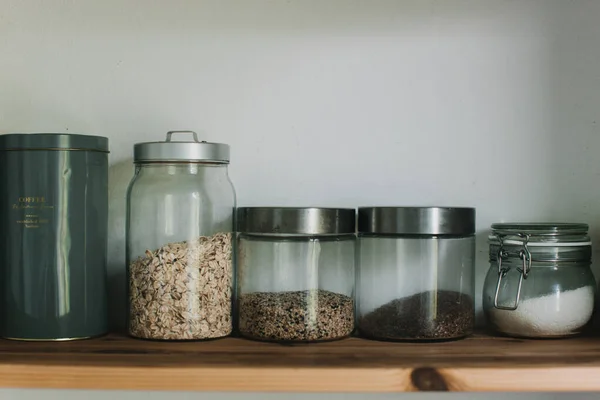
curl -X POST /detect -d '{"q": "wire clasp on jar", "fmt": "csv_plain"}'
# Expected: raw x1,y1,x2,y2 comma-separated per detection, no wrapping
493,233,532,311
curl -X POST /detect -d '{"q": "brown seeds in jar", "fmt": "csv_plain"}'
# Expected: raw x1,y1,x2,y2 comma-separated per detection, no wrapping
128,232,232,340
239,289,354,342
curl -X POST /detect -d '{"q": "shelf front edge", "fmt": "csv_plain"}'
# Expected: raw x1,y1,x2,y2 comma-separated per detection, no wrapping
0,364,599,392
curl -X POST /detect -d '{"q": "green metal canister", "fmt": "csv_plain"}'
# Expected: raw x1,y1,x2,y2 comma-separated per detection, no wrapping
0,133,109,340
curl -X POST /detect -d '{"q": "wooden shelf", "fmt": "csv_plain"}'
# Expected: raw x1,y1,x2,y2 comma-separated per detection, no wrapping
0,333,598,392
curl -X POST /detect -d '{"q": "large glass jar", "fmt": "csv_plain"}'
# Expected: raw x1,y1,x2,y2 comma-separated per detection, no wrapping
483,223,595,338
126,131,236,340
237,207,355,342
356,207,476,341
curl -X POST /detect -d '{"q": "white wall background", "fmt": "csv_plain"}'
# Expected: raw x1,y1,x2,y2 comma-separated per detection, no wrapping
1,0,600,398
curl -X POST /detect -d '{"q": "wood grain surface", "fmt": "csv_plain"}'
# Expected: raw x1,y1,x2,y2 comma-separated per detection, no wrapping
0,334,598,392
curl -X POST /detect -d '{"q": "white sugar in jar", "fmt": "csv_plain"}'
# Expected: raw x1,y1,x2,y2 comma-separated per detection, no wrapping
482,223,596,338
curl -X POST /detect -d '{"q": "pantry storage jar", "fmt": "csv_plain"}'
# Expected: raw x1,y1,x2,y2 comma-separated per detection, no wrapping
127,131,236,340
483,223,595,338
0,133,109,341
237,207,356,342
356,207,476,341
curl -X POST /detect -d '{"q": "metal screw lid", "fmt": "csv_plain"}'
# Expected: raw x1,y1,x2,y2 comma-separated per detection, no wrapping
237,207,356,235
358,206,476,236
133,131,230,163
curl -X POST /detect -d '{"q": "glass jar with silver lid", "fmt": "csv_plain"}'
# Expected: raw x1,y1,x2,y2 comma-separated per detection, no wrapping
236,207,356,342
483,223,595,338
356,207,476,341
126,131,236,340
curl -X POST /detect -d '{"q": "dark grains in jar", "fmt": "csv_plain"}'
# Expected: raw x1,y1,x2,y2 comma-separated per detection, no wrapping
358,290,474,340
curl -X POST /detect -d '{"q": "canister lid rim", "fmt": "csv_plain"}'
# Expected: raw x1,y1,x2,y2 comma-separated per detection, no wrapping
0,133,109,152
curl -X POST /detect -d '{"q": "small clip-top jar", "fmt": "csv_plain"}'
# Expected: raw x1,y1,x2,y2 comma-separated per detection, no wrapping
237,207,356,343
356,207,476,341
126,131,236,340
483,223,596,338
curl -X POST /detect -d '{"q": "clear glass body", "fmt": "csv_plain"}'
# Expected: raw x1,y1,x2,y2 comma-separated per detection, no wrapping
237,234,355,342
126,162,236,340
483,259,596,338
356,234,475,341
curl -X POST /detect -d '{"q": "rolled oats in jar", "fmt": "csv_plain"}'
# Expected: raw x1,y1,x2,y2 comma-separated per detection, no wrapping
126,131,236,340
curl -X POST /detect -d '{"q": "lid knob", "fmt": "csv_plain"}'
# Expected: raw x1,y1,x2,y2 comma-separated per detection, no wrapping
166,131,201,143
